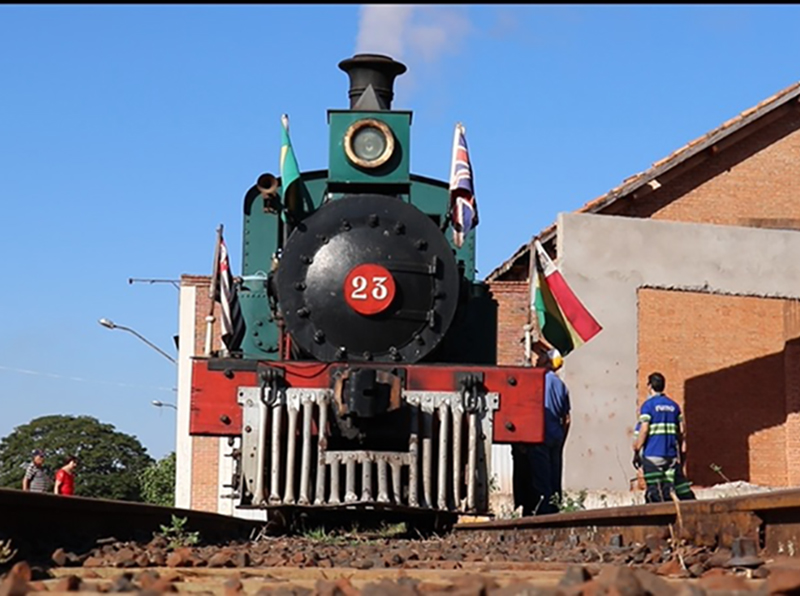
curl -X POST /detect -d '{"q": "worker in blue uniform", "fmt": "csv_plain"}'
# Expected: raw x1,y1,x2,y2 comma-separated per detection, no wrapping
514,345,571,515
632,372,696,503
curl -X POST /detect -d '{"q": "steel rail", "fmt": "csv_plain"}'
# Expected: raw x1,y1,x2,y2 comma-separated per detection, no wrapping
454,488,800,557
0,488,265,563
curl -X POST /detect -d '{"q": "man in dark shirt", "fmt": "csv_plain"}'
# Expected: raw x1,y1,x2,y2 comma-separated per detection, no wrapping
633,372,696,503
514,346,571,515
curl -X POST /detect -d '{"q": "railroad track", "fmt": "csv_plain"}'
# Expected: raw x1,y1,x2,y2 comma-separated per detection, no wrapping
0,488,266,564
3,488,800,594
455,488,800,558
3,487,800,570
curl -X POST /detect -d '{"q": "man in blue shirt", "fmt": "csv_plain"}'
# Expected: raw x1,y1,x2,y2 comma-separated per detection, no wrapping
514,346,571,515
632,372,696,503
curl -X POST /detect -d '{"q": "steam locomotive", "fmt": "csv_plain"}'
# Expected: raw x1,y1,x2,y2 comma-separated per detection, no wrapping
189,54,546,529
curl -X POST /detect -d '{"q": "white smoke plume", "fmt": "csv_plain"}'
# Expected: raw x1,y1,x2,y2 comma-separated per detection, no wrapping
355,5,471,65
356,5,415,60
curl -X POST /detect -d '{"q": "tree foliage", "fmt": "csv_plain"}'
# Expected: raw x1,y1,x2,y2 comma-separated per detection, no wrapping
0,415,154,501
139,451,176,507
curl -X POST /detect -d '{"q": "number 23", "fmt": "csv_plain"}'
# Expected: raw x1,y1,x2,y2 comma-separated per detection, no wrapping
350,276,389,301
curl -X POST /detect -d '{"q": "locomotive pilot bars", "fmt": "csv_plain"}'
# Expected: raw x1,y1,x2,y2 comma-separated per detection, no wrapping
237,384,497,512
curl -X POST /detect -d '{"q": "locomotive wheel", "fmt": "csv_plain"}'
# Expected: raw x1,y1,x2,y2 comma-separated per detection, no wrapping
264,505,458,538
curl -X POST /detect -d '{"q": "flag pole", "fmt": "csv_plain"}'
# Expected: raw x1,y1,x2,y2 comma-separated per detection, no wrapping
204,224,223,356
524,237,537,365
526,237,555,364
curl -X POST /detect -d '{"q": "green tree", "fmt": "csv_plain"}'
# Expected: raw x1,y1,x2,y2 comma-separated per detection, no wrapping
0,415,154,501
139,452,176,506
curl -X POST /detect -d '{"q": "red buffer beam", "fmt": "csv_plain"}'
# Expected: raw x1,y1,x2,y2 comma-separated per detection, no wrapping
189,358,545,444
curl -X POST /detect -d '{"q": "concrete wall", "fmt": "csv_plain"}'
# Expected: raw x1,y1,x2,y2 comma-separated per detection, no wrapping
557,211,800,491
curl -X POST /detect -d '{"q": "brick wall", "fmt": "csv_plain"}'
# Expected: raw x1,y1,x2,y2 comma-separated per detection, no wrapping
783,301,800,486
190,436,220,512
487,281,530,366
181,275,221,356
181,274,225,513
628,122,800,488
637,288,791,487
611,118,800,228
656,123,800,227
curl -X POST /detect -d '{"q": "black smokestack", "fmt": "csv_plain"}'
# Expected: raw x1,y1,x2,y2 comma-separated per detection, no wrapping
338,53,407,110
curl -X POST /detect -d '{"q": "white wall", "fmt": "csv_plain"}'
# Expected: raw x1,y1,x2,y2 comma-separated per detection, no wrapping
174,284,195,508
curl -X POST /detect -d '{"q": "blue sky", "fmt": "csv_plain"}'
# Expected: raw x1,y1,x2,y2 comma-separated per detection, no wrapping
2,4,799,462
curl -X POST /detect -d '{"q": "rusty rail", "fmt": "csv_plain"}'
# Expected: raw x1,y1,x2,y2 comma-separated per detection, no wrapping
455,488,800,557
0,488,264,563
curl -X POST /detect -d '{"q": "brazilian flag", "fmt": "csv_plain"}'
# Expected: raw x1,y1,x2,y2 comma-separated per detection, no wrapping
280,114,310,223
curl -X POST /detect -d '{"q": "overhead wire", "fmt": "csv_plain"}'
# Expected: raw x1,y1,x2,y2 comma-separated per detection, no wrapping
0,365,175,393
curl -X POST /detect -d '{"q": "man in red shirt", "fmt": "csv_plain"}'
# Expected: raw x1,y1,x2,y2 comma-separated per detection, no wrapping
54,456,78,496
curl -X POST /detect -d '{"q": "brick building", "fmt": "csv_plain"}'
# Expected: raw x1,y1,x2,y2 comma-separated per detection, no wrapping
487,80,800,492
174,276,263,518
175,79,800,514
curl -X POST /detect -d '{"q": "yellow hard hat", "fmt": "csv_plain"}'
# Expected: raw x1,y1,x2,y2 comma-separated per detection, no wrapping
547,348,563,370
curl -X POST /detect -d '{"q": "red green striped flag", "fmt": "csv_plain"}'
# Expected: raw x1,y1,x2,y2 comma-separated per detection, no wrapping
531,239,602,355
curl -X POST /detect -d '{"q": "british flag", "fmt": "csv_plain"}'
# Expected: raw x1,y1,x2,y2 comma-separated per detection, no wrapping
449,123,479,249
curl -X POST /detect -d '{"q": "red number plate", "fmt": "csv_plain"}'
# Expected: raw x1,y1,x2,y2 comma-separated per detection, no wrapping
344,263,396,315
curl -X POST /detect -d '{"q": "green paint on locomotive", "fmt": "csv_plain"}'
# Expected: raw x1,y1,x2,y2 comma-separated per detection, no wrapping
236,72,491,363
328,110,411,187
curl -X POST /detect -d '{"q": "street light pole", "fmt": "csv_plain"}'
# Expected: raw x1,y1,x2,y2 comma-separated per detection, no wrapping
98,318,177,364
152,400,178,410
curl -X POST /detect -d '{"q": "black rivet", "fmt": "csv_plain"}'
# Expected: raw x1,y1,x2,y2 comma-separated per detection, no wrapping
224,369,234,379
297,307,310,318
220,415,231,425
368,214,379,227
415,239,427,250
253,331,259,337
340,219,351,231
394,222,405,235
314,330,325,343
505,421,515,431
245,425,252,433
415,335,425,345
294,282,306,291
389,347,401,361
362,351,372,360
301,254,313,264
336,346,347,359
507,376,517,386
256,340,263,346
256,320,263,327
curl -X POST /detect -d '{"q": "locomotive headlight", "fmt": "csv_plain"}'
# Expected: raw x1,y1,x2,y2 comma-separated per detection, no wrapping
344,118,394,168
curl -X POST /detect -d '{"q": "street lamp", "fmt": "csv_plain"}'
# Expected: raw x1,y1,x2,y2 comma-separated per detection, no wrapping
151,400,178,410
98,318,177,364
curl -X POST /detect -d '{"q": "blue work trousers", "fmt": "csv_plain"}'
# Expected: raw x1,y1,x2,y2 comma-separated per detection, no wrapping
512,441,564,516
